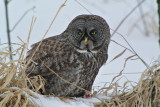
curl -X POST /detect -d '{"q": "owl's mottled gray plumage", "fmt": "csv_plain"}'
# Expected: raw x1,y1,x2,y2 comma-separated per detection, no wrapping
25,15,110,97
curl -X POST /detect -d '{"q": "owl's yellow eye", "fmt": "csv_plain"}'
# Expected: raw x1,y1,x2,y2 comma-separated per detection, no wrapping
90,30,97,35
77,31,83,35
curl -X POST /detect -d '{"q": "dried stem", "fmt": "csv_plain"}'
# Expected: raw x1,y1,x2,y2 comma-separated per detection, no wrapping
111,0,145,37
111,40,134,54
136,0,149,36
75,0,93,14
4,0,12,61
102,72,143,75
10,6,36,32
111,29,150,70
119,33,150,69
157,0,160,46
25,0,68,72
42,61,108,106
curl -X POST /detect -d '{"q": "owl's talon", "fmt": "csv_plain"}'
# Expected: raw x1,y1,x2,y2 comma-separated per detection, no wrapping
84,92,91,98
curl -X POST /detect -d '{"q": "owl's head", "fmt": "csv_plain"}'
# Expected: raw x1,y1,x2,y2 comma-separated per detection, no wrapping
67,15,110,53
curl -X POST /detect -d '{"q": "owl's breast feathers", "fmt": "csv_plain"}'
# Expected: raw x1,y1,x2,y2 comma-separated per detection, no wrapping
25,33,108,96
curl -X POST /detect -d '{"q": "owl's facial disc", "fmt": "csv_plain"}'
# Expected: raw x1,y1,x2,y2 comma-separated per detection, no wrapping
68,18,108,53
75,28,102,53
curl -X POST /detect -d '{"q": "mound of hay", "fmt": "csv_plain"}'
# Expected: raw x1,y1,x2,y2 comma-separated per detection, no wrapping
95,64,160,107
0,43,45,107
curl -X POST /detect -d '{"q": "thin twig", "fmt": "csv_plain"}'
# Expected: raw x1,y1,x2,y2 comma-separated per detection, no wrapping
157,0,160,46
25,0,68,72
4,0,12,61
111,39,134,54
118,33,150,69
44,0,67,36
43,63,90,93
23,17,36,74
0,43,21,46
110,29,150,70
42,61,108,106
75,0,93,14
136,0,149,36
10,6,36,32
110,55,136,86
102,72,143,75
79,0,107,14
111,0,145,37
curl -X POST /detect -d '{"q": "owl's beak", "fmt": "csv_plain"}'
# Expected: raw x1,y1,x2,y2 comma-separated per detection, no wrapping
84,37,89,45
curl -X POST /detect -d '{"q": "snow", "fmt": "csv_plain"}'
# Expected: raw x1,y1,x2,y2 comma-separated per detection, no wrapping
0,0,160,106
29,91,112,107
31,94,96,107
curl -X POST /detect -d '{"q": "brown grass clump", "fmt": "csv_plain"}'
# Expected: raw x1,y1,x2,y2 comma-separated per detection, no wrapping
94,63,160,107
0,42,45,107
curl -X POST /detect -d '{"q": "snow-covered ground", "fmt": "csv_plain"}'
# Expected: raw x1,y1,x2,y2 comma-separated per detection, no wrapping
0,0,160,106
30,93,109,107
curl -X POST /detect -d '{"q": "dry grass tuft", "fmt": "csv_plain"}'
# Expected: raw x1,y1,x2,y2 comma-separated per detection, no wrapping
0,41,45,107
94,63,160,107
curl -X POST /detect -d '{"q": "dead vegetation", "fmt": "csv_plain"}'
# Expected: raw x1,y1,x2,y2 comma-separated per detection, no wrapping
0,41,46,107
94,64,160,107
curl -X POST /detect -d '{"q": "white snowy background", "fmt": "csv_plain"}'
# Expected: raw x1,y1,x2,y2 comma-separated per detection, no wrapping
0,0,160,106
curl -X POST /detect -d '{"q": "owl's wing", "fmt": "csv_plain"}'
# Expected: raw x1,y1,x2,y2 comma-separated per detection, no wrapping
25,35,69,76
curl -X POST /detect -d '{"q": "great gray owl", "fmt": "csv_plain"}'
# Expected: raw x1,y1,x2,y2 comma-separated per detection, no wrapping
25,15,110,97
